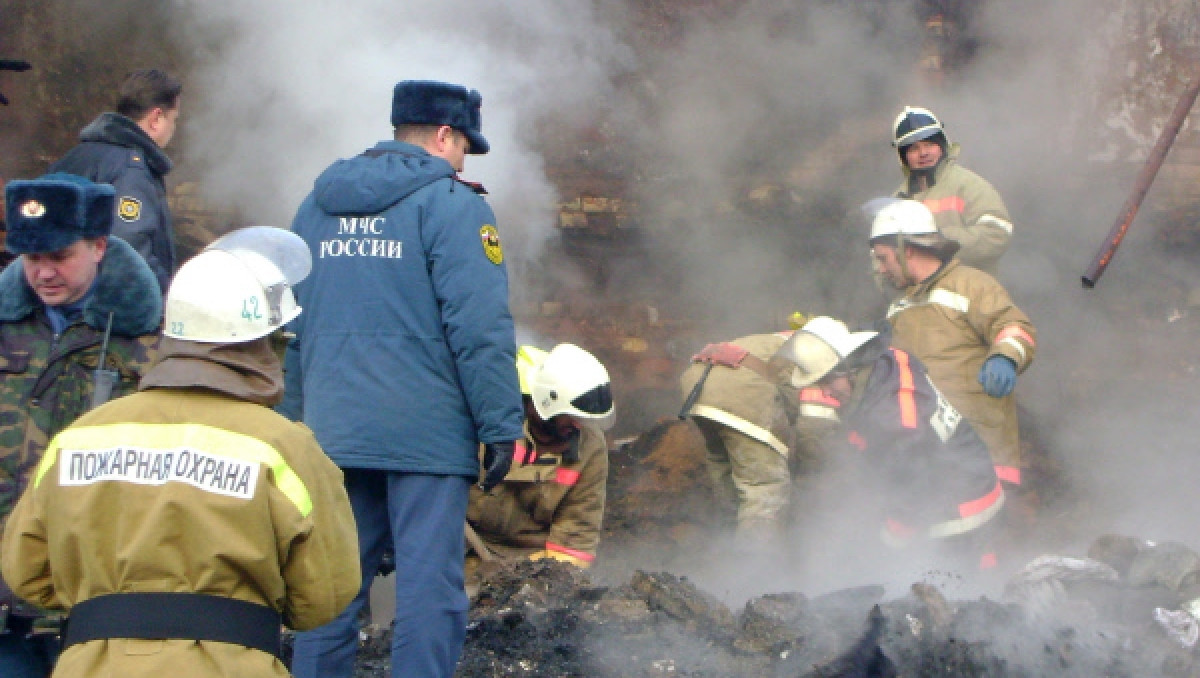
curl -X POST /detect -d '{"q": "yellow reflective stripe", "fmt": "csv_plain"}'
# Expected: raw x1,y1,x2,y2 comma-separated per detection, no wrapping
35,423,312,517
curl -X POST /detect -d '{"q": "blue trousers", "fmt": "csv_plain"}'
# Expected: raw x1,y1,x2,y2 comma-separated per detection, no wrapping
0,620,58,678
290,470,471,678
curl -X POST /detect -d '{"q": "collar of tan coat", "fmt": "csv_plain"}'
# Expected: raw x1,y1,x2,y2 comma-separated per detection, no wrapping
139,336,284,406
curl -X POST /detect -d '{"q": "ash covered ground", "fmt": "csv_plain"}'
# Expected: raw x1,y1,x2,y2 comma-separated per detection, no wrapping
325,421,1200,677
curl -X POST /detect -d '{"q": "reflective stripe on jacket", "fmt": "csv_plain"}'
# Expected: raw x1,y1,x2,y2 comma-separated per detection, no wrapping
896,144,1012,275
0,388,360,678
466,425,607,563
846,347,1002,541
886,260,1035,474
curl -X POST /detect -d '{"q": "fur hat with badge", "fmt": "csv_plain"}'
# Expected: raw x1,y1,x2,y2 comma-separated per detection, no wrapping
5,172,114,254
391,80,490,155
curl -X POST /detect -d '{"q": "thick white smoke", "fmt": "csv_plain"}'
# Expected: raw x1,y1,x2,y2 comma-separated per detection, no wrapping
172,0,633,259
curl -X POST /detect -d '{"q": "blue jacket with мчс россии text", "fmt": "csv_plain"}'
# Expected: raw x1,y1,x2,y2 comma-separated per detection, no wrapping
280,140,523,477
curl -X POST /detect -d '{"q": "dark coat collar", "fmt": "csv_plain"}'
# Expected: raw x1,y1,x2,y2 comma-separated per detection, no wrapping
80,112,173,177
0,236,162,336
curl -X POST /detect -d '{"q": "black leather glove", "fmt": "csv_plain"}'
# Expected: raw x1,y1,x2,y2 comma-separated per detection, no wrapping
479,441,515,492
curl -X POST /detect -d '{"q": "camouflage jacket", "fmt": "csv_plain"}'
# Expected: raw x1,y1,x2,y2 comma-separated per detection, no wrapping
0,237,161,617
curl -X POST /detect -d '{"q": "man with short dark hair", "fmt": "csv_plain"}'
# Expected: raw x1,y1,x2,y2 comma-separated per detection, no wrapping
282,80,523,678
890,105,1013,275
0,173,162,677
50,68,182,291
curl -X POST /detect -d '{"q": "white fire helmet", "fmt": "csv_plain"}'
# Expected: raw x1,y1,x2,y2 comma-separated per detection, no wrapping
892,105,945,148
867,198,938,242
164,226,312,343
775,316,879,388
526,343,615,431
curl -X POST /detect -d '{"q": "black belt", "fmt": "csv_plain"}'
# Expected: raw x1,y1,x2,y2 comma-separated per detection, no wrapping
63,593,282,659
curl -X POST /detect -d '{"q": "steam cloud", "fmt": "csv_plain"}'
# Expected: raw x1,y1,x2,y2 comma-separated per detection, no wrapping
165,0,1200,602
172,0,632,260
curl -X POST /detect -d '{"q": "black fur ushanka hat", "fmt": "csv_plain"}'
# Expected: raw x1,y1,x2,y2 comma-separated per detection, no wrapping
391,80,490,155
5,173,114,254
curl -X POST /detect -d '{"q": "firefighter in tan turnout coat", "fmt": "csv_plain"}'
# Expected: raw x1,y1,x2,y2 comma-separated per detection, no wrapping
869,199,1036,487
891,106,1014,276
1,227,360,678
467,343,614,569
679,332,804,539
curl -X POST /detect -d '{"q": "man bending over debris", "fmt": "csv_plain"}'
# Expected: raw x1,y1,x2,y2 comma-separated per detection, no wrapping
678,331,802,543
466,344,614,576
776,316,1006,571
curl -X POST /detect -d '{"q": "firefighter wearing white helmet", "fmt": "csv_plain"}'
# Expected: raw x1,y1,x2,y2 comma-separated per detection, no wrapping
869,200,1037,493
890,105,1013,275
466,343,613,569
2,226,361,678
164,230,309,342
775,316,1006,572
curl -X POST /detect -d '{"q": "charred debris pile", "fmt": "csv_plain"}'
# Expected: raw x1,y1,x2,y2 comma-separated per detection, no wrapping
438,425,1200,677
339,538,1200,678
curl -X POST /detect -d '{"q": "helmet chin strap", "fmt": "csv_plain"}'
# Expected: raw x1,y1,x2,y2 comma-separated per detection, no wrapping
895,233,912,286
529,412,572,442
528,415,582,464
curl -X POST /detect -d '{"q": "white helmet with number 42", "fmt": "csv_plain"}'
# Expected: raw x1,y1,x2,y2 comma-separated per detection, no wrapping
164,226,311,343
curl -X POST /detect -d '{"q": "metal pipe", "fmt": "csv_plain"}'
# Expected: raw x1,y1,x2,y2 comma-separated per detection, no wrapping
1083,67,1200,288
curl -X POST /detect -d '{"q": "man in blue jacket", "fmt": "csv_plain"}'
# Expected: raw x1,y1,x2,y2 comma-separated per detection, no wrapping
50,69,181,292
282,80,523,678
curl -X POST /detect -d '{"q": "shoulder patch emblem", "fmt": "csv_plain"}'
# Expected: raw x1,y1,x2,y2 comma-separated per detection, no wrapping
118,196,142,222
480,224,503,265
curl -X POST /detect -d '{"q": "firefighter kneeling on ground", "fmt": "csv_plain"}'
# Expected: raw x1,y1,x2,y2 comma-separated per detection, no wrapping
777,316,1006,573
465,343,614,581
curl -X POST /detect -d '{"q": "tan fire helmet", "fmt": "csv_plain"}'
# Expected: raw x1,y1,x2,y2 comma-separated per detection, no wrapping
775,316,879,388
